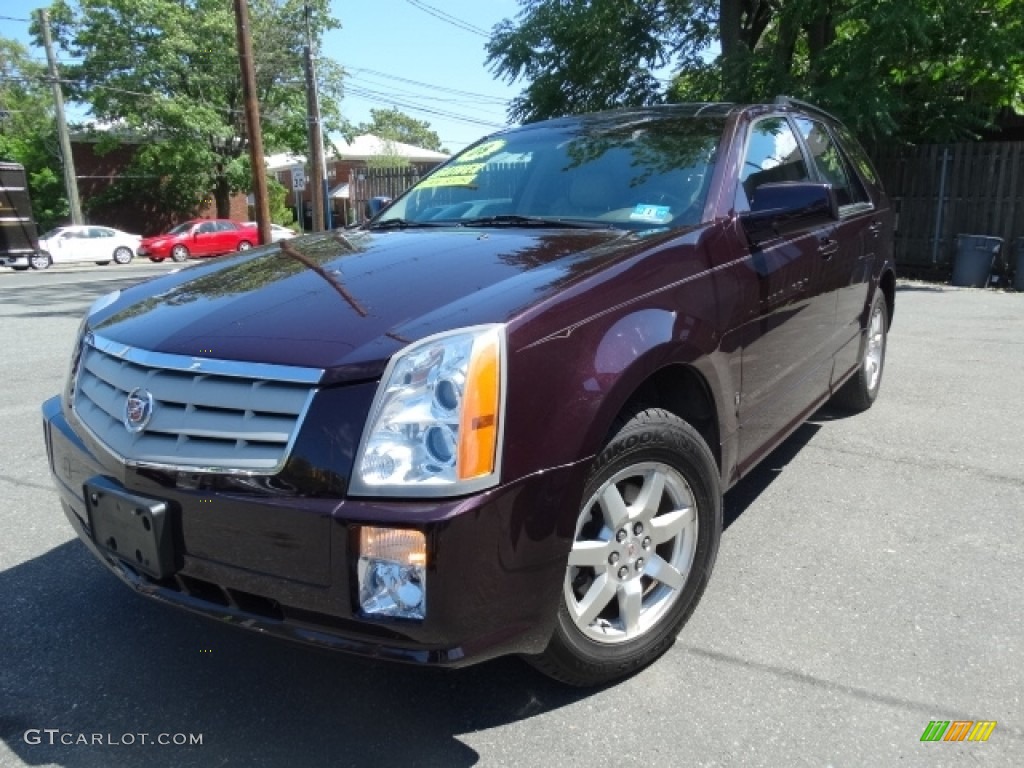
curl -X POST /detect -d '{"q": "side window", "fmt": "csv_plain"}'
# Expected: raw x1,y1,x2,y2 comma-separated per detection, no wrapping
197,221,216,234
218,221,238,232
738,118,809,210
794,118,868,208
834,124,880,190
89,227,112,238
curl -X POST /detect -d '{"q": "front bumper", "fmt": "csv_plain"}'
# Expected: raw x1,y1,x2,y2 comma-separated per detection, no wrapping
43,396,589,666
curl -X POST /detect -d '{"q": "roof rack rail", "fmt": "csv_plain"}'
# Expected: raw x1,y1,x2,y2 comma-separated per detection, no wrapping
773,95,841,123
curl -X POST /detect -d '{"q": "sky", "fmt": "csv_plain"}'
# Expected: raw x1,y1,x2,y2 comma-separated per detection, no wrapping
4,0,526,152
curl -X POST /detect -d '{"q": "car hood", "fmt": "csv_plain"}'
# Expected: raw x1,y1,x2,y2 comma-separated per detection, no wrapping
91,227,652,382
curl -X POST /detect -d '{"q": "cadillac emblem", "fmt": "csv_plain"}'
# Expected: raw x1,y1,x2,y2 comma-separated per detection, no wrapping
123,388,154,433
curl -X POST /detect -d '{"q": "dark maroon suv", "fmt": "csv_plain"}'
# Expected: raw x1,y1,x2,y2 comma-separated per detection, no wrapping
42,99,894,686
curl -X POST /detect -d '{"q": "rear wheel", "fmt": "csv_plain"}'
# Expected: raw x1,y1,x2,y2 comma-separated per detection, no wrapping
170,245,189,262
237,240,252,251
113,246,133,265
832,290,888,412
527,408,721,686
30,251,52,270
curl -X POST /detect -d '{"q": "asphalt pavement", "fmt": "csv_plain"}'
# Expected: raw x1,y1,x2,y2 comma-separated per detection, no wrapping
0,265,1021,767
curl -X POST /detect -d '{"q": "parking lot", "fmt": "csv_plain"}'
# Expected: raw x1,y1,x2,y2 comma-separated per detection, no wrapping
0,265,1021,767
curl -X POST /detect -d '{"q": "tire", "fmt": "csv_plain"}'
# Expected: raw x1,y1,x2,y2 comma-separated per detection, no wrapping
148,257,165,263
237,240,252,251
113,246,133,265
832,290,888,412
94,261,111,266
527,408,722,686
170,245,190,262
11,265,29,271
30,251,52,270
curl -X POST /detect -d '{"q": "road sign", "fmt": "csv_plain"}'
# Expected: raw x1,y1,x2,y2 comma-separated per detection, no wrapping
291,166,306,192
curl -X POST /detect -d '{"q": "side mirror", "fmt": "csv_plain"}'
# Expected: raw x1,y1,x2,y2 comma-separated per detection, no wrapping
739,182,838,245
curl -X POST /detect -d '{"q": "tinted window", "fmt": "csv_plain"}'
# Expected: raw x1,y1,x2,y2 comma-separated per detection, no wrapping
89,227,113,238
217,221,238,232
794,118,867,207
833,123,879,190
738,118,809,210
198,222,217,234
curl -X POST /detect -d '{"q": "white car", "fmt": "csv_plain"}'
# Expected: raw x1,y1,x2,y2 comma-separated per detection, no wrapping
30,225,142,270
243,222,298,243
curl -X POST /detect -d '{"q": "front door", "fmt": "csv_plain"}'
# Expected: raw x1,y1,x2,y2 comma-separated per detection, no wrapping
732,116,836,473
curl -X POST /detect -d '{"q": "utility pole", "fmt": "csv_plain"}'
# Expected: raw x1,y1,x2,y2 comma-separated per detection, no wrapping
303,1,327,231
233,0,270,246
37,9,83,225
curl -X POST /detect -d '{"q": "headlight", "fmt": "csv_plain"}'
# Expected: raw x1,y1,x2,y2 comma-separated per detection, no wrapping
350,324,505,497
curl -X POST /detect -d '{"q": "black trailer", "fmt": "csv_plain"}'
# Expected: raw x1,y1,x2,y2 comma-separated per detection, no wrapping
0,162,39,270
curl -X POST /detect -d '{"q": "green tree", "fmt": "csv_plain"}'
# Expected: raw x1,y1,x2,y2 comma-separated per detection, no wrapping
0,36,68,230
357,107,446,153
488,0,1024,143
40,0,345,219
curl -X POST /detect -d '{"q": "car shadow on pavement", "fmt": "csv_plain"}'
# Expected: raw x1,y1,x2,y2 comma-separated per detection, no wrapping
0,540,590,768
723,420,821,530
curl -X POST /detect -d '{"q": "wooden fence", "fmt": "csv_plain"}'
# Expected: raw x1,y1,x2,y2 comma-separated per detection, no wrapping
869,142,1024,276
346,166,423,223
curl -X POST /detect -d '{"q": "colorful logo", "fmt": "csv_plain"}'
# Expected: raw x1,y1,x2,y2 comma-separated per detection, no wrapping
920,720,996,742
123,388,154,433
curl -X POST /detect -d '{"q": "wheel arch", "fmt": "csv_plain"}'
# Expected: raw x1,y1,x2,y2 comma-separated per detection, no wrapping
580,356,724,479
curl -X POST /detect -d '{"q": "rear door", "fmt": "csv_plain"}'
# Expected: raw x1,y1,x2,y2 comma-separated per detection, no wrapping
792,117,878,385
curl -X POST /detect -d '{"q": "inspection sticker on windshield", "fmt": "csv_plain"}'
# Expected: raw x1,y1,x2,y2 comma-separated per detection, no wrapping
630,204,671,223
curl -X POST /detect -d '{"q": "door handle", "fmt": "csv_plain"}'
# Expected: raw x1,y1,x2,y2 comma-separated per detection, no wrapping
868,221,882,238
818,238,839,258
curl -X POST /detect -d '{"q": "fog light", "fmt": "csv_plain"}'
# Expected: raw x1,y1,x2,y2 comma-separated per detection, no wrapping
357,527,427,620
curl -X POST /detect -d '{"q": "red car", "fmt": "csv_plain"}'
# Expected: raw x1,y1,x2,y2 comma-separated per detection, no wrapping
139,218,256,262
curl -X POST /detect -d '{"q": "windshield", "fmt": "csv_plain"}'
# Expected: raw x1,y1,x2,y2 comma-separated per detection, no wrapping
376,115,723,231
166,221,193,235
40,228,66,240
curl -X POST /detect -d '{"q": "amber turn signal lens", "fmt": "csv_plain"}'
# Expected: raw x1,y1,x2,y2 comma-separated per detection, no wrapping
457,330,501,481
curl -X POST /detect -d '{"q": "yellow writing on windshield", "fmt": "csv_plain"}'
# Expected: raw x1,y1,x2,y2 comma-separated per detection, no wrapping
418,162,486,189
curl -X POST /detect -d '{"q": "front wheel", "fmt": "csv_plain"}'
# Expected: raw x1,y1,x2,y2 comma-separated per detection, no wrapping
30,251,52,270
527,408,722,686
170,245,189,262
832,290,888,412
113,246,133,265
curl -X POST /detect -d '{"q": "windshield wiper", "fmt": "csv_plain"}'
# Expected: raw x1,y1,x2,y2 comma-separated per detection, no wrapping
457,215,609,229
367,218,445,230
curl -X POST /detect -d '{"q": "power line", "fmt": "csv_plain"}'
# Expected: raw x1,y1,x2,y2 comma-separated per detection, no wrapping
0,15,30,22
402,0,489,38
349,68,509,105
343,83,505,129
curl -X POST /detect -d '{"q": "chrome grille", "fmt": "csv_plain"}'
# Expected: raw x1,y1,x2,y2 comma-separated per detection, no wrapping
72,334,321,473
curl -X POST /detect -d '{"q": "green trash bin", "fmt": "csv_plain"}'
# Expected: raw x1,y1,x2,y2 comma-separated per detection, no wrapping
952,235,1002,288
1014,237,1024,292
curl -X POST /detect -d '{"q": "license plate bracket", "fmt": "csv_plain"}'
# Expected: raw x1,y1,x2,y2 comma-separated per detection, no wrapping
84,477,178,580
